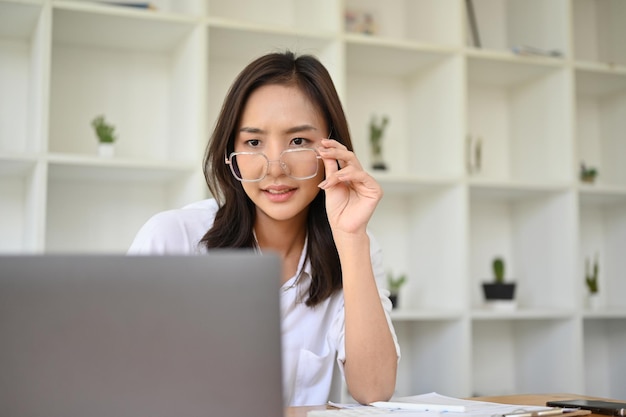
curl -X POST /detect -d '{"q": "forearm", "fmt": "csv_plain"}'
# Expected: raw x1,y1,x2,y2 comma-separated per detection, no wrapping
336,231,398,404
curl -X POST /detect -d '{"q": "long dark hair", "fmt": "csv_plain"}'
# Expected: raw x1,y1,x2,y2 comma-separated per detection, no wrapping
201,51,353,307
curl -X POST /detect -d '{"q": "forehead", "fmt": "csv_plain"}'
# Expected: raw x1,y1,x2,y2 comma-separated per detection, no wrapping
239,84,325,132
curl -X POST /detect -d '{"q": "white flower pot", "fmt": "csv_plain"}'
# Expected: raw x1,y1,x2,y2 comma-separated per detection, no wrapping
587,293,602,310
98,143,115,158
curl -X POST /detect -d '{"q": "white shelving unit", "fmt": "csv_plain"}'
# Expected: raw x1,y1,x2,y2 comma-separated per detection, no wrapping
1,0,625,400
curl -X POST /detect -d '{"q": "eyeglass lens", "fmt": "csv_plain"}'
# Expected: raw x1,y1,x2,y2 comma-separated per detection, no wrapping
230,149,319,181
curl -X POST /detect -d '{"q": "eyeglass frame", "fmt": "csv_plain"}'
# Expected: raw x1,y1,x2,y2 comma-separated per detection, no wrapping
225,147,323,182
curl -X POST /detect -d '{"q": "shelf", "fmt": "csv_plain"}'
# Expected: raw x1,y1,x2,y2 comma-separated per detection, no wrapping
344,0,463,47
470,189,577,310
578,188,626,312
583,309,626,320
0,0,46,154
467,0,569,58
471,308,575,320
573,0,626,67
372,185,467,312
582,317,626,399
347,46,463,178
467,56,572,184
47,153,196,183
393,318,470,397
0,155,44,253
208,24,336,63
472,317,583,396
469,180,571,200
390,310,464,322
209,0,339,34
52,2,198,51
579,186,626,205
374,173,459,194
49,10,205,162
0,0,42,39
1,0,626,401
575,67,626,188
0,154,39,176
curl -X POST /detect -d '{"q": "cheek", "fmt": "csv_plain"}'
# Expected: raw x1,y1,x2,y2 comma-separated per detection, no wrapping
240,182,256,198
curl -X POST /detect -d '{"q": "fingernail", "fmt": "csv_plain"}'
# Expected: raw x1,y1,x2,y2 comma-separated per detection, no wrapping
318,180,328,189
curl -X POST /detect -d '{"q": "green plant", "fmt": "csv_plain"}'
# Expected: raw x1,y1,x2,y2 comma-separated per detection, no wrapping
580,162,597,183
492,257,505,284
369,115,389,157
387,272,406,295
91,115,117,144
585,255,599,294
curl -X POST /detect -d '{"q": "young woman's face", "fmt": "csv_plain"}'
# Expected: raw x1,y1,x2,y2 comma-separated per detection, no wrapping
233,83,327,225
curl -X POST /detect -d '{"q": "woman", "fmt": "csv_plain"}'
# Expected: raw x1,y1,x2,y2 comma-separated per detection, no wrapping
129,51,399,406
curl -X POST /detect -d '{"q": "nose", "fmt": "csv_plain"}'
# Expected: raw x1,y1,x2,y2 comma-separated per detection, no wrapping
266,153,286,178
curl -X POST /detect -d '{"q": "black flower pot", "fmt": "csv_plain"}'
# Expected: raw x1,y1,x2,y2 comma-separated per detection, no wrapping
389,293,398,309
482,282,516,301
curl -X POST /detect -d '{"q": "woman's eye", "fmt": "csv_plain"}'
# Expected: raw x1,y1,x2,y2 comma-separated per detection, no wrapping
246,139,261,147
291,137,309,146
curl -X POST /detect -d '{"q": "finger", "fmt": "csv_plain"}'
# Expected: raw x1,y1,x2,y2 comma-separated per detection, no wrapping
318,139,344,177
318,139,361,170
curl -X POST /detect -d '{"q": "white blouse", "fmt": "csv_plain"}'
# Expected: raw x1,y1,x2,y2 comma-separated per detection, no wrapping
128,199,399,406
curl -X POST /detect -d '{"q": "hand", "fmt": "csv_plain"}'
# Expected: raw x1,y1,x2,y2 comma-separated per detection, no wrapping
317,139,383,235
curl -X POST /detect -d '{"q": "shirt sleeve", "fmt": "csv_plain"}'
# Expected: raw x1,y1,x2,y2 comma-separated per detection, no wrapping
127,210,204,255
127,199,218,255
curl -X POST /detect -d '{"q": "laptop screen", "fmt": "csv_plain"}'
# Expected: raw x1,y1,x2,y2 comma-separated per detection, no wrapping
0,253,283,417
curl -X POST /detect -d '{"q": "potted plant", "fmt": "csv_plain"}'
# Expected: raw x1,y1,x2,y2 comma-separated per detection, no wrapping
91,115,117,157
482,257,516,309
369,115,389,170
387,272,406,309
580,162,598,184
585,255,600,310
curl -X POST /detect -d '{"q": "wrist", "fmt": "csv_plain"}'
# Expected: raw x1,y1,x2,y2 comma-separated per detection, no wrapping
333,230,370,255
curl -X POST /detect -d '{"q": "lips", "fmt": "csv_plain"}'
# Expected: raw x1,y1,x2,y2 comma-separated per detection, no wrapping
263,185,297,202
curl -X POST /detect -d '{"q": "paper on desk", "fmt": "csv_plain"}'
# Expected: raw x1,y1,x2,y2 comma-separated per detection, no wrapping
313,403,439,416
319,393,559,417
394,393,555,417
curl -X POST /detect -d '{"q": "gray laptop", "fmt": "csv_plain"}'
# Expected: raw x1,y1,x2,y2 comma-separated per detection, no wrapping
0,253,283,417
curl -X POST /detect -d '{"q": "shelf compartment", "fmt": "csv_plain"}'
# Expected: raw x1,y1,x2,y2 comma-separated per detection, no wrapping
472,318,583,396
466,0,569,58
0,0,47,154
469,186,577,310
583,317,626,399
68,0,207,16
575,68,626,187
371,185,467,312
208,25,338,64
49,6,206,162
346,41,463,178
207,25,341,131
344,0,462,47
0,157,45,252
208,0,339,34
375,174,459,195
467,56,572,183
579,190,626,311
45,161,202,253
52,3,198,51
573,0,626,67
394,319,470,397
47,153,197,182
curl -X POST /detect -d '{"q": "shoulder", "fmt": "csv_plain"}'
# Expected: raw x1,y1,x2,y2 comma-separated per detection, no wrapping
128,199,219,254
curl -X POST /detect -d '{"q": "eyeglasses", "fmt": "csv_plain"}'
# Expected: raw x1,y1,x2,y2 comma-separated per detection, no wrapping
225,148,322,182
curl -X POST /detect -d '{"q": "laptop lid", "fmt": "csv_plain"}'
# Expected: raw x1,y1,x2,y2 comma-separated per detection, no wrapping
0,253,283,417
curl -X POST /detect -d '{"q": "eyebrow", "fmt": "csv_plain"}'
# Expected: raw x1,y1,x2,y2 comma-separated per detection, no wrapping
238,125,319,135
